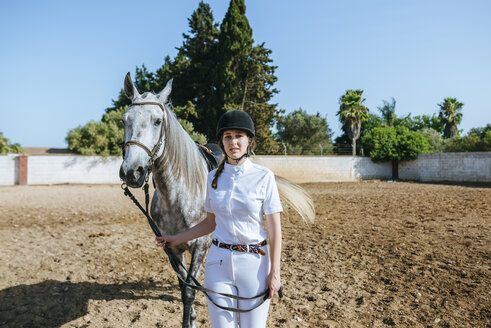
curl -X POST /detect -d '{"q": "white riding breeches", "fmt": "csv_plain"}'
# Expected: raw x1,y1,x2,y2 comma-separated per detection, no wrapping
204,244,271,328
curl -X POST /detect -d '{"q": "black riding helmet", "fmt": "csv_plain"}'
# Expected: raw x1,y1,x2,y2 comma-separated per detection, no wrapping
216,110,255,162
216,110,255,139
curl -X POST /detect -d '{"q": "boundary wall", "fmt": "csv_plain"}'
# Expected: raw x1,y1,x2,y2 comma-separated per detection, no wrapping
0,152,489,185
398,152,491,183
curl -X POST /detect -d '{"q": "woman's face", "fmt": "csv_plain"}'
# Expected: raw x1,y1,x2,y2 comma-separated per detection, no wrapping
222,129,250,161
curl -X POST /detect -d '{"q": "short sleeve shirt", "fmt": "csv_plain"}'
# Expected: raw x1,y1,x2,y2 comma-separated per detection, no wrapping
204,159,283,245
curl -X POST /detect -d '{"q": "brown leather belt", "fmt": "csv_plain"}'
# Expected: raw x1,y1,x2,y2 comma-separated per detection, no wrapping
212,239,267,256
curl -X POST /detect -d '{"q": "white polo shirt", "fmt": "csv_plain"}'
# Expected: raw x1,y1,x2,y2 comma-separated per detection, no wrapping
204,159,283,245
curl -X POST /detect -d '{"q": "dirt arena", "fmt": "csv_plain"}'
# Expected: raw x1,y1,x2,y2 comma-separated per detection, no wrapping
0,182,489,327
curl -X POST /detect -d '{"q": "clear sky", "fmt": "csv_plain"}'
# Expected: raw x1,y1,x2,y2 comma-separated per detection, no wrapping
1,0,490,147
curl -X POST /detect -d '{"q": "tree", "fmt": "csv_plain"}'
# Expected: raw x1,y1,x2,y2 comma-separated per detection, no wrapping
0,132,23,154
442,124,491,152
337,89,369,155
438,97,464,138
335,114,383,155
362,126,431,179
165,2,220,138
400,114,445,134
67,0,281,153
378,98,397,127
66,106,126,156
420,128,444,152
276,109,333,155
215,0,281,153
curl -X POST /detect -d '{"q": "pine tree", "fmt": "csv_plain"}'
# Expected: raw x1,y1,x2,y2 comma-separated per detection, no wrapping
178,1,220,137
216,0,280,152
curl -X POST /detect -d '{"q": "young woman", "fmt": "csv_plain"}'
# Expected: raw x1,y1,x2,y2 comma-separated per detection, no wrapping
156,110,282,327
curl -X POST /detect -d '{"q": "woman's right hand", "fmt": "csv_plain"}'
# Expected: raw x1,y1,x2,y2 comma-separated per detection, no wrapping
155,235,180,249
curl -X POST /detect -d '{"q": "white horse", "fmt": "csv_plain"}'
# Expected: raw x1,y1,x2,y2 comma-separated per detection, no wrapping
119,73,315,328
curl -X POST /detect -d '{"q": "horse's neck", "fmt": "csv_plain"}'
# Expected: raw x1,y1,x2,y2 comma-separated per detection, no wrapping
152,143,207,215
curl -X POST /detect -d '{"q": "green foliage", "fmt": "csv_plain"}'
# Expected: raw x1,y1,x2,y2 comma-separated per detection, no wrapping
337,89,369,155
399,114,445,134
419,128,444,152
276,109,333,155
101,0,280,154
335,114,383,155
378,98,397,127
215,0,280,153
66,106,126,156
169,2,220,138
337,90,369,130
442,124,491,152
177,118,207,145
438,97,464,138
0,132,23,154
362,126,431,162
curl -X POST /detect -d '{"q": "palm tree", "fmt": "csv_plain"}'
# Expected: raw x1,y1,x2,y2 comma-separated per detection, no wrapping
337,89,369,155
438,97,463,138
378,97,397,127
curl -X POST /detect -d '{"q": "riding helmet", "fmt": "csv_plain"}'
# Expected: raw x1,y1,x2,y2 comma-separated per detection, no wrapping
216,110,255,139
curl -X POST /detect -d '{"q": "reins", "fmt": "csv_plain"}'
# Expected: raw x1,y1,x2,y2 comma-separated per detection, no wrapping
121,101,282,313
121,180,282,313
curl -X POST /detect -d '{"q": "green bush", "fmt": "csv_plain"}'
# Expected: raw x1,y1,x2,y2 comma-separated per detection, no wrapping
276,109,333,155
362,126,431,162
442,124,491,152
0,132,23,154
419,128,444,152
66,106,126,156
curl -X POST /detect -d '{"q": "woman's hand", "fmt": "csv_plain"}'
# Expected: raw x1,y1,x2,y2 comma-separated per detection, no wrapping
155,235,180,249
266,270,281,299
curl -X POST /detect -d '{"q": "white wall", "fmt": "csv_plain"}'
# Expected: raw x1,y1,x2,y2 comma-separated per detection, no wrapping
27,156,122,185
253,156,391,183
0,155,18,185
399,152,491,183
1,153,490,185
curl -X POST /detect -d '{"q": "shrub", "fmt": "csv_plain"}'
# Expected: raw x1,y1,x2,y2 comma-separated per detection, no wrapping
0,132,23,154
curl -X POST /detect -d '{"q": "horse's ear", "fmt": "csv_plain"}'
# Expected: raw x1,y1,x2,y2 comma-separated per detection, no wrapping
158,79,173,102
124,72,140,100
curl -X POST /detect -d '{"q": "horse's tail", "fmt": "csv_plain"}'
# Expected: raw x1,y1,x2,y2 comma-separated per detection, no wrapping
275,175,315,224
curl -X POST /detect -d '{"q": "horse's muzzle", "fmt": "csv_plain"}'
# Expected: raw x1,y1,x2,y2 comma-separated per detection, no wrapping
119,164,147,188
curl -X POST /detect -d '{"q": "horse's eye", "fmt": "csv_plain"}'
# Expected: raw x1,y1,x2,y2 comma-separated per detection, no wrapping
155,119,162,126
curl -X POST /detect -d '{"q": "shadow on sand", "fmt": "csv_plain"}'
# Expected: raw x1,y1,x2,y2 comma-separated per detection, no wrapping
0,279,178,328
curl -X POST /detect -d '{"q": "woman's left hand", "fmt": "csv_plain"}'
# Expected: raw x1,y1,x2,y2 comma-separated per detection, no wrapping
266,271,281,299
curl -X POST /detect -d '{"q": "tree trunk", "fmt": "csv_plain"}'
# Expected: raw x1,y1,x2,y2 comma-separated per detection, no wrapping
444,123,458,139
392,160,399,180
240,81,248,111
352,137,356,156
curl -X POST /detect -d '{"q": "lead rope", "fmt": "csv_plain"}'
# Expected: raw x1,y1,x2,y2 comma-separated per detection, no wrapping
121,182,283,313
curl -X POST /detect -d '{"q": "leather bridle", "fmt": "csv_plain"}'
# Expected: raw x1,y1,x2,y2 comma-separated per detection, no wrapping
122,101,167,167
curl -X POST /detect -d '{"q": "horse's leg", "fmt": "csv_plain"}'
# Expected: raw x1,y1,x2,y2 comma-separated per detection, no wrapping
176,253,196,328
182,241,208,328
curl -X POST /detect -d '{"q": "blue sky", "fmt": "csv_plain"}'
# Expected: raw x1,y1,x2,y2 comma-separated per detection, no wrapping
1,0,490,147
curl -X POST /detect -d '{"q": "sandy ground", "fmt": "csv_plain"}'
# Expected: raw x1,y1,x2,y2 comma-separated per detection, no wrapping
0,182,489,328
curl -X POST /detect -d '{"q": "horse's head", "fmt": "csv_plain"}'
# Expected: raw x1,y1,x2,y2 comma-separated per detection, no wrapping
119,72,173,188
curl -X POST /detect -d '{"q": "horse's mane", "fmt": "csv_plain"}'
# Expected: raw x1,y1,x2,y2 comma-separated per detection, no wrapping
156,103,208,199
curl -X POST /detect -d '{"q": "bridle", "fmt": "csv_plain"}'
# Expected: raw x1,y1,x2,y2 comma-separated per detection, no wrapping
122,101,167,167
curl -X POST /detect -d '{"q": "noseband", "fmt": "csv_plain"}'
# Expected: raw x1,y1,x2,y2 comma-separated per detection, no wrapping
122,101,166,166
